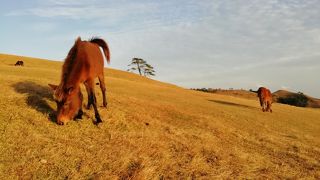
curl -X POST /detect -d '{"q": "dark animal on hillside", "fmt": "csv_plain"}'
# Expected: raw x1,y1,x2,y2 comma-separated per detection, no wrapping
49,37,110,125
257,87,273,112
15,60,24,66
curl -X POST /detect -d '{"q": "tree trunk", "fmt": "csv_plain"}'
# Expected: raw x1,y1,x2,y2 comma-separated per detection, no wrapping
137,62,142,75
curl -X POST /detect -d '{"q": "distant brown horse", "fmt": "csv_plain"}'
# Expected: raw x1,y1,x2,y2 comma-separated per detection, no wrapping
257,87,272,112
49,37,110,125
15,60,24,66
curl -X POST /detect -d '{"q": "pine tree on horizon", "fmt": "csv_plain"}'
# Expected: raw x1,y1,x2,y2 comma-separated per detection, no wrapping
127,58,156,77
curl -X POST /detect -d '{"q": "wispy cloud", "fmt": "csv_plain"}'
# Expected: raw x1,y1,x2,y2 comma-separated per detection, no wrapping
29,22,58,32
44,0,95,6
2,0,320,97
6,0,208,26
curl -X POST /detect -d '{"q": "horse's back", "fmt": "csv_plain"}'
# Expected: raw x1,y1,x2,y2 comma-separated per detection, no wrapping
264,88,273,102
258,87,272,101
78,41,105,77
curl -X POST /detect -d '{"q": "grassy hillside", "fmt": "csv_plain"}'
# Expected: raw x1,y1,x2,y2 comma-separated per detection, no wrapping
193,89,258,100
0,53,320,179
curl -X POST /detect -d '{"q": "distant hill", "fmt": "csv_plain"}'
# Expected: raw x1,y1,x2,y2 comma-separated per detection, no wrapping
273,90,320,108
193,88,320,108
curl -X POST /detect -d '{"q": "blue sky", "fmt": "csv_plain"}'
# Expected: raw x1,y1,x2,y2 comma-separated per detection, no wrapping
1,0,320,97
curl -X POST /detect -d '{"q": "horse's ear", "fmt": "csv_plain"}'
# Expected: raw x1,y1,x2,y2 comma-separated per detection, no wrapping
48,84,58,91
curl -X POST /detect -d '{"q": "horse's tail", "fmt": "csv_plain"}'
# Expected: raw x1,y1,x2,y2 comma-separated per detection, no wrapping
90,37,111,64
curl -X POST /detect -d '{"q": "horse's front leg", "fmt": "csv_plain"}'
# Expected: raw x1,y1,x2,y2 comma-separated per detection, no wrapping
74,109,83,120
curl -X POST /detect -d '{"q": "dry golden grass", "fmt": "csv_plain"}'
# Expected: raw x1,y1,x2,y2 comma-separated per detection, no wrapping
0,53,320,179
202,89,258,100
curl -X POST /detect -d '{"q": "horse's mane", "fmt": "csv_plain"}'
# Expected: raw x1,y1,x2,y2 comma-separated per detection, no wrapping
60,37,81,88
54,37,81,101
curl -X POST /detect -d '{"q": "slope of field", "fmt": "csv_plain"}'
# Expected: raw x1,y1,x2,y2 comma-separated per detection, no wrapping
0,54,320,179
194,89,258,100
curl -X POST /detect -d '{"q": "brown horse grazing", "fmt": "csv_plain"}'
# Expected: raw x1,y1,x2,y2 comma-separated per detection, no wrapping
49,37,110,125
257,87,273,112
15,60,24,66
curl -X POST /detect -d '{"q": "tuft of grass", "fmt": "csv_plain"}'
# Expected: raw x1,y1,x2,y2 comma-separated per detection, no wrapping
0,53,320,179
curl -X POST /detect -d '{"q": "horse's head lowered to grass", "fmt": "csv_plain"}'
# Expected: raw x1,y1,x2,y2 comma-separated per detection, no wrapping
48,84,83,125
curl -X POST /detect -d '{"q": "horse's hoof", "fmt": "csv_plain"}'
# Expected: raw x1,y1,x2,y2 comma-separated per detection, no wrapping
94,120,102,126
74,110,83,120
74,117,82,121
94,117,103,125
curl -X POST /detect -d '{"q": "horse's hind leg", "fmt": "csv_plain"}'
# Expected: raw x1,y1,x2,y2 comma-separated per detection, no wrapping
87,79,102,124
267,101,272,113
91,92,102,124
98,74,107,107
262,102,266,112
259,98,265,112
84,81,93,109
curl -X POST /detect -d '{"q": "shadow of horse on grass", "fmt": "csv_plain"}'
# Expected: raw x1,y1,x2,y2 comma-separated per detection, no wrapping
208,99,256,110
12,81,56,122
